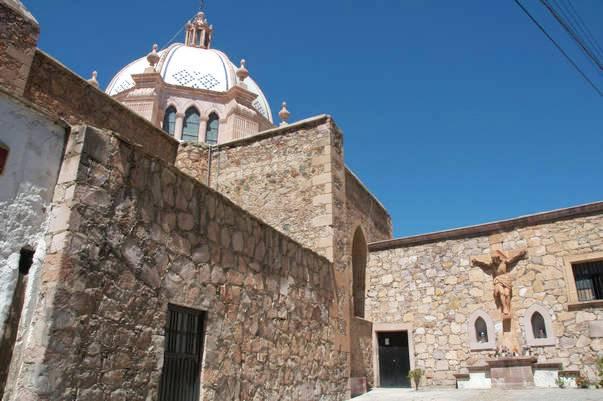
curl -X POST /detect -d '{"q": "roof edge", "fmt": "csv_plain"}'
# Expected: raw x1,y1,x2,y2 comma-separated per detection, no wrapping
345,166,390,218
217,114,331,149
369,201,603,252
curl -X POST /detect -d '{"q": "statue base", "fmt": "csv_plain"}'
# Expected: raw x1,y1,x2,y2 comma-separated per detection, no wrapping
486,357,537,389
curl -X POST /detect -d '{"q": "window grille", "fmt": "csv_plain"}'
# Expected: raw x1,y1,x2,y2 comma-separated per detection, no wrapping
572,260,603,302
158,305,205,401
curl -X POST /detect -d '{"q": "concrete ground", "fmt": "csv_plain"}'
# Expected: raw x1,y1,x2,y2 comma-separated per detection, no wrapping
350,388,602,401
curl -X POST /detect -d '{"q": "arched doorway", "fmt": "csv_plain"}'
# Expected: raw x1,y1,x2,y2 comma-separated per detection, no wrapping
352,227,367,318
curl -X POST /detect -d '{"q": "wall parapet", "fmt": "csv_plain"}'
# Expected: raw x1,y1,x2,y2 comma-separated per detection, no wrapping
22,50,179,164
369,201,603,251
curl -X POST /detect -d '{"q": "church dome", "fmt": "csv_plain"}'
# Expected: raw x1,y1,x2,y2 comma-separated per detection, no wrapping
105,13,272,122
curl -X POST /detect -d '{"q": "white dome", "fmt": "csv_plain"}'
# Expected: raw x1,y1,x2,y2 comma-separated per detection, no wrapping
106,43,272,122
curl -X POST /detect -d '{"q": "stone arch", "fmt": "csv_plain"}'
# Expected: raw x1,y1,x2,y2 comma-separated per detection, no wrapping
467,309,496,350
523,304,556,347
352,226,368,318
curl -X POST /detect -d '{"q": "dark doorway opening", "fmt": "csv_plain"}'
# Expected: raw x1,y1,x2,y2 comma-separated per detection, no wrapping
158,304,206,401
377,331,410,387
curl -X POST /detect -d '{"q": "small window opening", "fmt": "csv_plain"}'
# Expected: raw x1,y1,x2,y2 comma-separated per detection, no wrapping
0,141,9,175
163,106,177,136
205,113,219,145
475,316,488,343
158,304,205,401
19,246,35,275
182,107,201,143
531,312,547,339
572,260,603,301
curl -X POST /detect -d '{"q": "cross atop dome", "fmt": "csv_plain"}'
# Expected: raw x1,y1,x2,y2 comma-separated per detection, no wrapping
185,11,213,49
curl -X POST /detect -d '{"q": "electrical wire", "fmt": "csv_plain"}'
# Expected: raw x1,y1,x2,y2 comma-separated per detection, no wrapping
513,0,603,96
539,0,602,71
562,0,603,60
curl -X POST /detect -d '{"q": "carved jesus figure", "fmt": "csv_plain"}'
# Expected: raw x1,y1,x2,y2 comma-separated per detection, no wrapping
471,249,527,318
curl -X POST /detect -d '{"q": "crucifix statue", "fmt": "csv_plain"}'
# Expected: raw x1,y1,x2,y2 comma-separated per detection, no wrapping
471,249,527,319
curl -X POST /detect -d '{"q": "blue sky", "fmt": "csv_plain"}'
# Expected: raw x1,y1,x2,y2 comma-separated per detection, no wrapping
28,0,602,238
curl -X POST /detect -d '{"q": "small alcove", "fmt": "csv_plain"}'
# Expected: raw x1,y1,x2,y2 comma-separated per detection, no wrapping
467,309,496,350
523,304,555,347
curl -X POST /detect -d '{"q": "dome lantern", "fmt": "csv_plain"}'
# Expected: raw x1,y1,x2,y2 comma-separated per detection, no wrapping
185,12,213,49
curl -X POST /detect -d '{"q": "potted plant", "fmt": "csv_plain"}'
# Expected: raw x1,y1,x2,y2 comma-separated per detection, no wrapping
408,368,424,391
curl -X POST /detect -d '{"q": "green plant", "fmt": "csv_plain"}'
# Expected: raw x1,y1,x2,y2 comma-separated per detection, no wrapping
555,376,567,389
408,368,423,391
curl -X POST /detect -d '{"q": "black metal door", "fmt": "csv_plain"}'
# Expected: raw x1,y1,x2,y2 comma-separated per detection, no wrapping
158,305,205,401
378,331,410,387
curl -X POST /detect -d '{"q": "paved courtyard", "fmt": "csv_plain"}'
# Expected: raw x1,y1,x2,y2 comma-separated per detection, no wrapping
350,388,602,401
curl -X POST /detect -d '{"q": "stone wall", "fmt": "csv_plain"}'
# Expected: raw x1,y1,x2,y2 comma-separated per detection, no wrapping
344,168,391,244
5,125,347,401
0,0,38,97
366,209,603,386
22,50,179,165
199,116,338,262
175,142,210,185
0,92,66,397
349,317,373,389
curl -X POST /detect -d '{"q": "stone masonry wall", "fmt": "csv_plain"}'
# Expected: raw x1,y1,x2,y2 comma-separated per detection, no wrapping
191,117,354,386
0,1,39,97
344,168,391,244
202,117,337,262
6,125,347,401
23,50,179,165
175,142,210,186
366,212,603,386
345,169,391,389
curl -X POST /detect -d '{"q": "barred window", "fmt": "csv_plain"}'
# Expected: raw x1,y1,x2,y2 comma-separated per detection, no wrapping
572,260,603,302
158,305,206,401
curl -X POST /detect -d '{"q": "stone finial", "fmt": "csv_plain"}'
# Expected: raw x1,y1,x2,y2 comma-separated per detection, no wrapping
146,44,160,69
87,71,99,88
236,59,249,86
279,101,290,126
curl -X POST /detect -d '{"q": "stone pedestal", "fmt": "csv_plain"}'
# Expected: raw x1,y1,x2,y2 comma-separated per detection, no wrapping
487,357,537,389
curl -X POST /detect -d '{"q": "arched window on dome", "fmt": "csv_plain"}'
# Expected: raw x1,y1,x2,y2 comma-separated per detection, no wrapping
182,107,200,142
205,113,219,145
474,317,489,343
531,312,547,339
163,106,177,136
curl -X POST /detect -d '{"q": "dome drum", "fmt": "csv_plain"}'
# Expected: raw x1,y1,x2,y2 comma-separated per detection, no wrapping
106,14,274,145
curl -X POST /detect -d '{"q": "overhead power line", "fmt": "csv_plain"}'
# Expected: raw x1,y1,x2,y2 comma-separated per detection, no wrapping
513,0,602,96
539,0,603,71
560,0,603,60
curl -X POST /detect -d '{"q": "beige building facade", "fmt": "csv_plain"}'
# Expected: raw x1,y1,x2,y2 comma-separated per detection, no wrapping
0,1,601,400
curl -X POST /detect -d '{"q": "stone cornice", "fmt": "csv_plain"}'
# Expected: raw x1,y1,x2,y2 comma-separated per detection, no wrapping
216,114,332,149
369,201,603,252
